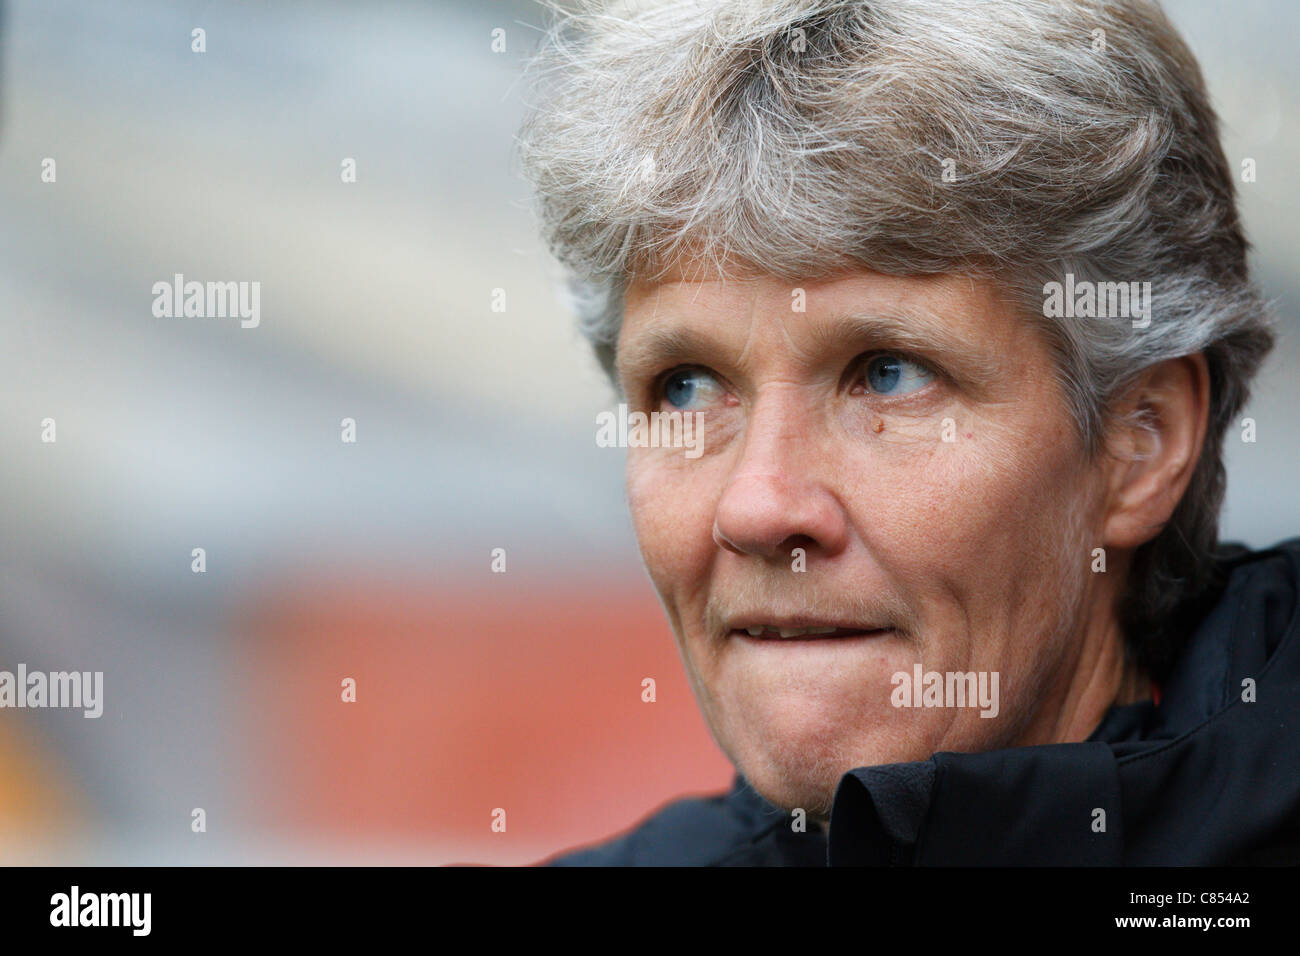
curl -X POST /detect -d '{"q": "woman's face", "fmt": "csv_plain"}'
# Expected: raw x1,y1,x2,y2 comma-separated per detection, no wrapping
616,266,1124,818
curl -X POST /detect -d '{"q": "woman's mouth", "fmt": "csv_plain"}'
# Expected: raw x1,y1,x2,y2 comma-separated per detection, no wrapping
729,625,893,641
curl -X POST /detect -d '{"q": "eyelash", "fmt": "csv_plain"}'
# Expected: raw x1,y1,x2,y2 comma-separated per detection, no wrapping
649,365,721,408
649,352,945,405
849,351,943,398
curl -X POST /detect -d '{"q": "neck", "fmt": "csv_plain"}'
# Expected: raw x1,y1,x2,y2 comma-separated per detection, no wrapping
1029,611,1151,746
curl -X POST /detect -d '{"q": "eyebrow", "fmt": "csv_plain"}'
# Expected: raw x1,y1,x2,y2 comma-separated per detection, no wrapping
817,310,998,387
617,308,1003,397
616,326,719,395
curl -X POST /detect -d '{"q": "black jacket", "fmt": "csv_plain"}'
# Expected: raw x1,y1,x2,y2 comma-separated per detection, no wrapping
545,537,1300,865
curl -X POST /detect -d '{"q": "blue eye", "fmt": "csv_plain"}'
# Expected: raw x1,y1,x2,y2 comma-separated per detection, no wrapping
662,367,722,410
863,354,933,396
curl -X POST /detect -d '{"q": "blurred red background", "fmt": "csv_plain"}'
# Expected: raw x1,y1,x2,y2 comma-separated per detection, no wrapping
237,574,734,865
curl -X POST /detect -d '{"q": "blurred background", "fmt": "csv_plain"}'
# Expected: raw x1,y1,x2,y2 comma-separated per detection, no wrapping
0,0,1295,864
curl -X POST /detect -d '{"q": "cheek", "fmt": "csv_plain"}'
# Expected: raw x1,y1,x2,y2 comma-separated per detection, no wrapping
626,451,719,602
949,423,1092,575
865,412,1097,658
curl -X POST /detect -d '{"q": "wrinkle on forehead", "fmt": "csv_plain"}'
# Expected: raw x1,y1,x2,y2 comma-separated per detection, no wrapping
627,272,821,372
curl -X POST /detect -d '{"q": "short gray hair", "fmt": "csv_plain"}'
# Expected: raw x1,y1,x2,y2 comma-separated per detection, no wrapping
516,0,1275,679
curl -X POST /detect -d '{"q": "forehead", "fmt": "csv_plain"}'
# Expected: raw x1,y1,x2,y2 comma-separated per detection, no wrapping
620,267,1026,358
627,265,992,310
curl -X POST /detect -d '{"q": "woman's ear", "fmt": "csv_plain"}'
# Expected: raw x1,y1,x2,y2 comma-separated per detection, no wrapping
1102,354,1211,550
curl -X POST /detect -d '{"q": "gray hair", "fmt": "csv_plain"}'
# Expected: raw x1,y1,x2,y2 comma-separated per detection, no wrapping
515,0,1275,678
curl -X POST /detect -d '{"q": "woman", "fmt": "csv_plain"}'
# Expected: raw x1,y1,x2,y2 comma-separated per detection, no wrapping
517,0,1294,865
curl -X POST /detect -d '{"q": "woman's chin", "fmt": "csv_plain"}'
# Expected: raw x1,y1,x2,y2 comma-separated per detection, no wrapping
717,704,924,814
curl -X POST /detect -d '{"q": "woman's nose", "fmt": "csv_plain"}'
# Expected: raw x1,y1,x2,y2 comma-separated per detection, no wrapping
711,405,849,560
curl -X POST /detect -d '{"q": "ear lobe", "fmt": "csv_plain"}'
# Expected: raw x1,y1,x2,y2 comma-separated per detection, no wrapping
1102,354,1211,551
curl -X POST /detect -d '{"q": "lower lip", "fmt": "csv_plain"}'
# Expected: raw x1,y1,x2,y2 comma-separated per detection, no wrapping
730,628,894,643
